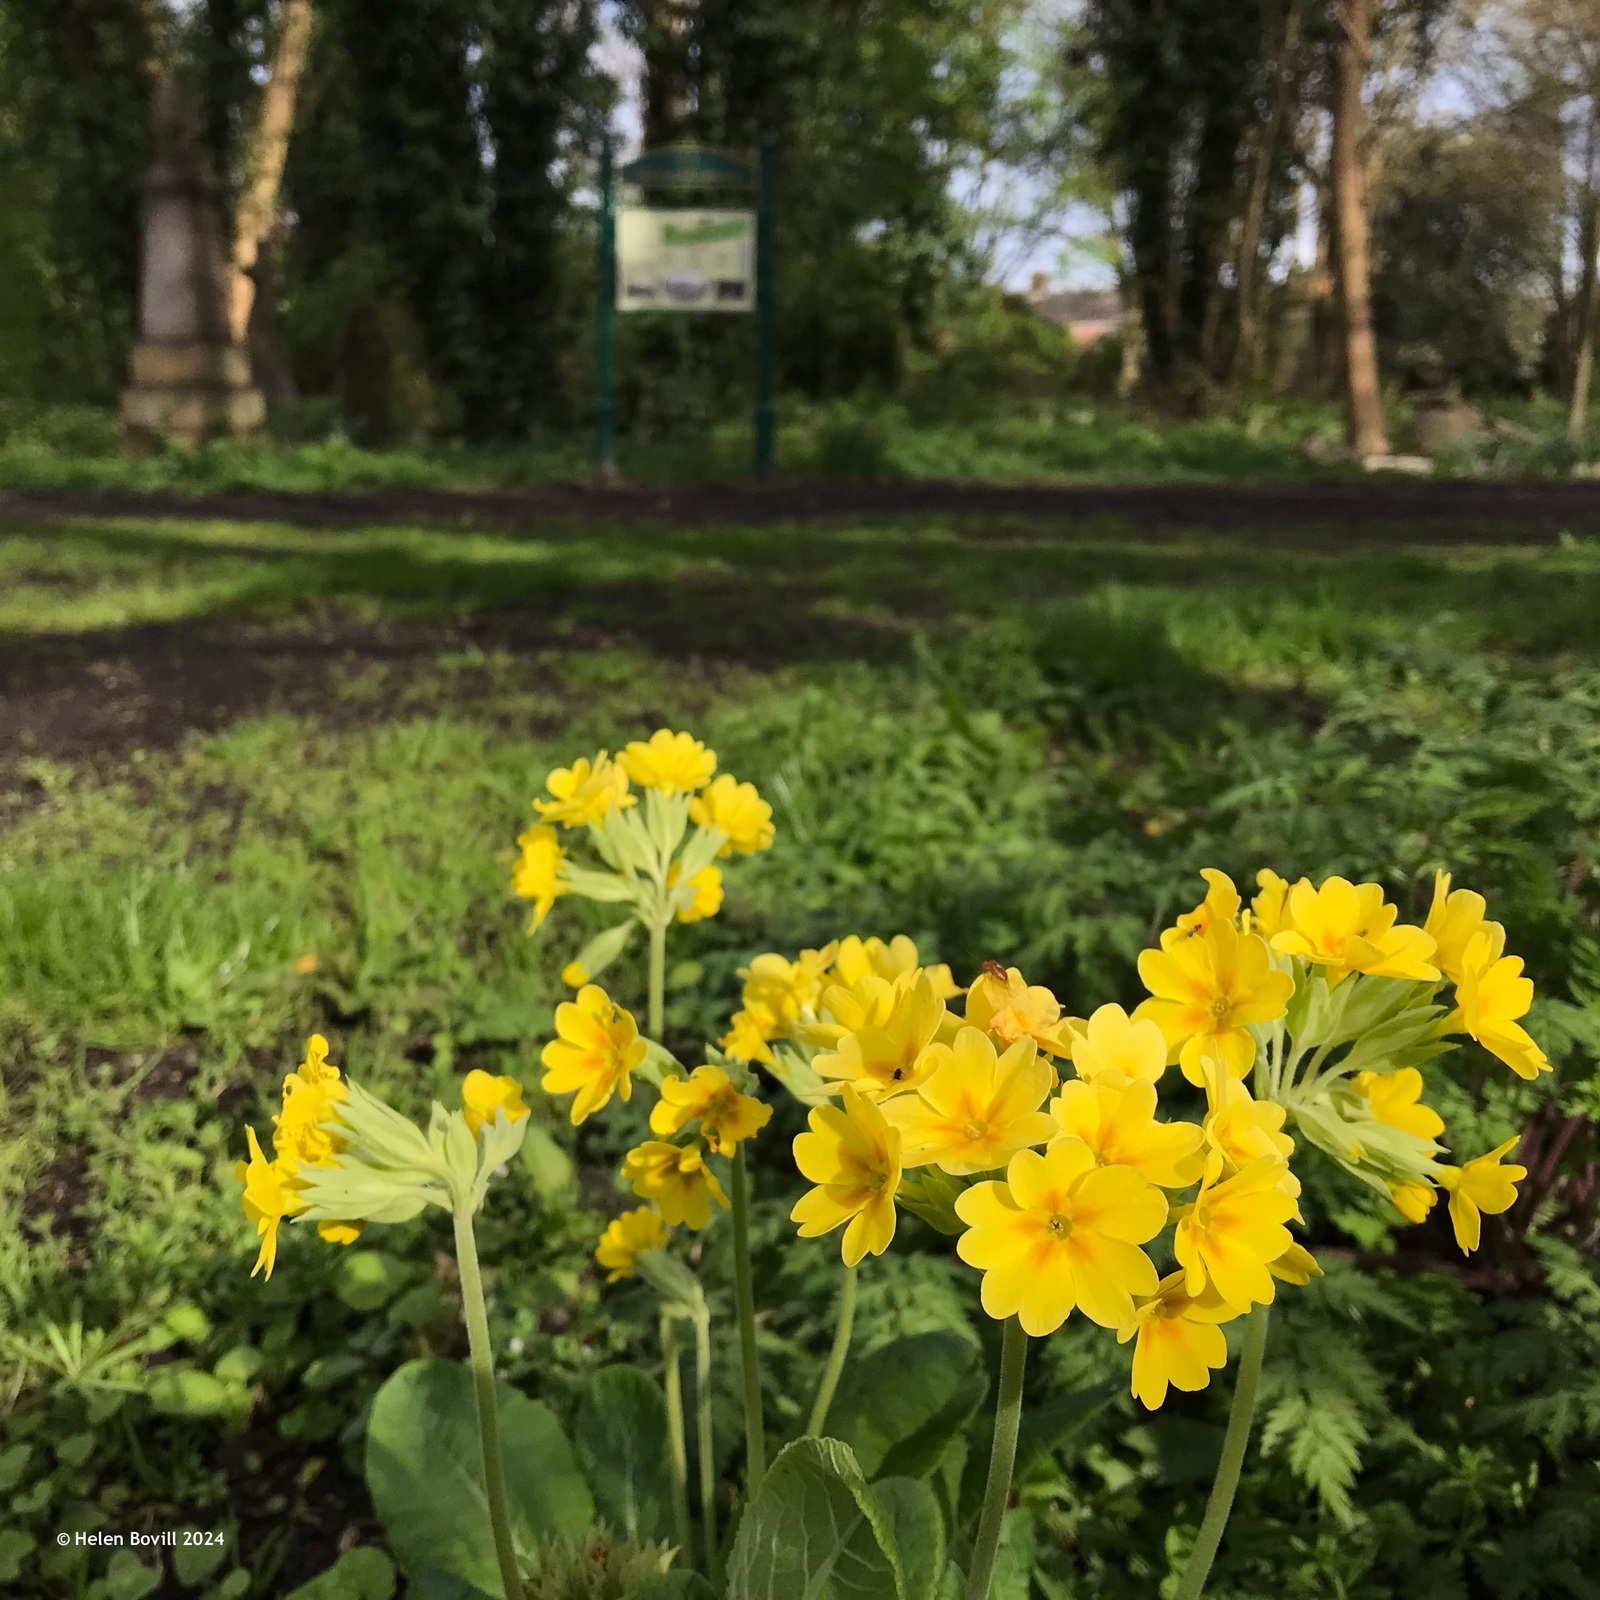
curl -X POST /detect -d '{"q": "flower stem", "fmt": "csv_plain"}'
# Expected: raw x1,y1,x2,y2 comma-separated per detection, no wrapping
452,1207,523,1600
806,1264,858,1437
965,1315,1028,1600
660,1310,692,1559
1173,1304,1271,1600
730,1144,766,1493
693,1312,721,1585
648,916,667,1040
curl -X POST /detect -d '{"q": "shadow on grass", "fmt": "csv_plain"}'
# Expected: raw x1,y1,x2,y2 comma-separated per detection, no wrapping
1,511,1597,767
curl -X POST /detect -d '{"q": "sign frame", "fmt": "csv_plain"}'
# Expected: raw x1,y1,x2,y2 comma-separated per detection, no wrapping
594,140,777,482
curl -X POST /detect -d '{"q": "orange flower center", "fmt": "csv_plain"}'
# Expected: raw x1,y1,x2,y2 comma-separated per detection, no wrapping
1044,1212,1073,1239
1209,995,1232,1020
962,1118,989,1142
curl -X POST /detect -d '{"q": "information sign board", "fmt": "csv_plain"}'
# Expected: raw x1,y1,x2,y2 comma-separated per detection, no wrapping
616,208,755,313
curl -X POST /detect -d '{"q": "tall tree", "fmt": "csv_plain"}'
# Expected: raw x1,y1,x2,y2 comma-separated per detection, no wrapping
226,0,314,343
1332,0,1389,454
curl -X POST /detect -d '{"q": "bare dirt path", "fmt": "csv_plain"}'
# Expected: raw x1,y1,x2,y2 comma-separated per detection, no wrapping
4,476,1600,535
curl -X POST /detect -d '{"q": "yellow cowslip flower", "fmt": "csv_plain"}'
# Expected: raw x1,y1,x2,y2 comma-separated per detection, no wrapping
955,1140,1167,1335
237,1125,306,1280
1171,869,1242,940
618,729,717,794
1447,927,1550,1080
742,946,838,1033
1437,1137,1526,1253
1390,1179,1437,1224
1173,1153,1298,1311
511,823,569,931
595,1206,670,1282
831,934,960,1000
650,1066,773,1156
534,752,633,827
669,861,724,923
814,970,946,1100
1117,1272,1237,1410
721,1002,781,1064
887,1028,1057,1176
1270,875,1439,988
1068,1002,1168,1086
1051,1080,1204,1188
1352,1067,1444,1141
1135,919,1292,1084
791,1088,902,1266
539,985,649,1124
461,1070,531,1138
622,1140,728,1229
1201,1061,1295,1173
804,972,904,1049
1423,871,1497,987
273,1035,349,1170
1247,868,1295,939
1269,1241,1323,1285
963,963,1080,1058
688,773,775,855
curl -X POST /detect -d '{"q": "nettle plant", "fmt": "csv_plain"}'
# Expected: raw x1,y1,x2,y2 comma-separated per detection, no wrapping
235,731,1548,1600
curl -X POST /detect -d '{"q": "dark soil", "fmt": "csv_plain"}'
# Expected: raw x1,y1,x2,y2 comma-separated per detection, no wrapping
6,475,1600,535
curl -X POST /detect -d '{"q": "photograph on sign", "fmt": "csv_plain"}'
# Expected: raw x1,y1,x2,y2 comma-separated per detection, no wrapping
616,208,755,313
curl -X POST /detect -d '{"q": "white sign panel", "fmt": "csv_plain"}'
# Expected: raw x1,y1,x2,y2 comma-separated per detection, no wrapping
617,208,755,313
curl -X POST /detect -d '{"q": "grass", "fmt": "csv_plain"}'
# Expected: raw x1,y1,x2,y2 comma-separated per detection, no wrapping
3,505,1600,1597
0,398,1356,491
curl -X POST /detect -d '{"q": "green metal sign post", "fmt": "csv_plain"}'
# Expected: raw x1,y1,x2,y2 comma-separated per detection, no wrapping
594,140,776,483
595,137,618,482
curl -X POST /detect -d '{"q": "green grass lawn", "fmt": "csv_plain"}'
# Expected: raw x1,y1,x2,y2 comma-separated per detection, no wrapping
3,507,1600,1598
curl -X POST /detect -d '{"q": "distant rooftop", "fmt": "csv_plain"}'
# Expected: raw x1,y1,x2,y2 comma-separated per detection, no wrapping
1022,275,1123,345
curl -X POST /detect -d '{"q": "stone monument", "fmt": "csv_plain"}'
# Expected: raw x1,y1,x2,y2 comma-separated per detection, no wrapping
120,79,264,447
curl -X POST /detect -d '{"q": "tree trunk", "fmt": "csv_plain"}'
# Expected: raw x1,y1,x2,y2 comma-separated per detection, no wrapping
227,0,315,345
1568,200,1600,441
1233,0,1304,387
1331,0,1387,457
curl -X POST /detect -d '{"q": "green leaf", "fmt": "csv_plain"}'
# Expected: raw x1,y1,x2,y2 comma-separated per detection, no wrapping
564,918,638,985
90,1549,161,1600
1013,1380,1119,1476
872,1477,943,1600
212,1346,264,1385
725,1437,904,1600
335,1251,411,1312
210,1573,251,1600
893,1169,967,1236
365,1359,593,1598
827,1332,987,1480
146,1367,236,1418
0,1529,36,1585
57,1431,94,1468
0,1441,32,1491
282,1546,397,1600
162,1305,212,1344
519,1123,575,1197
171,1534,228,1587
574,1365,673,1541
407,1573,493,1600
635,1574,718,1600
406,1571,493,1600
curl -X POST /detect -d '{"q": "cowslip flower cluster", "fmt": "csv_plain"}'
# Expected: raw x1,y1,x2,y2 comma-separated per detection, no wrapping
237,1039,531,1279
510,730,775,988
533,978,774,1278
774,867,1544,1412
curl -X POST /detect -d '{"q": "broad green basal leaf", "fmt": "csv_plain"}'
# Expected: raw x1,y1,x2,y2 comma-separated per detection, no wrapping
365,1359,592,1598
871,1477,944,1600
826,1332,986,1481
725,1437,904,1600
575,1365,673,1542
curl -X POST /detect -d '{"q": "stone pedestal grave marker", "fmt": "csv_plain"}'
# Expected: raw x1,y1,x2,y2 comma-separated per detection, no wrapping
120,80,264,448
